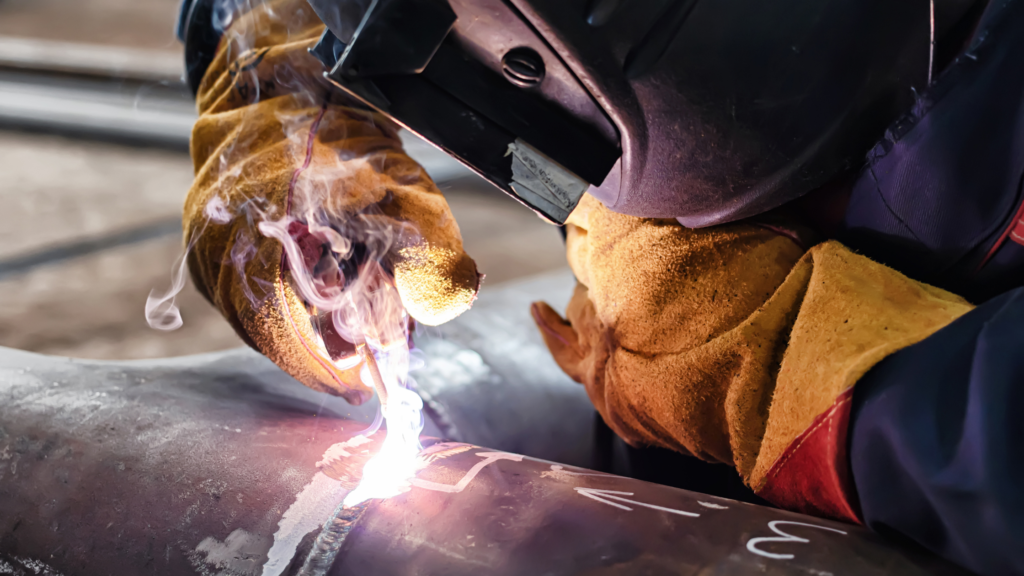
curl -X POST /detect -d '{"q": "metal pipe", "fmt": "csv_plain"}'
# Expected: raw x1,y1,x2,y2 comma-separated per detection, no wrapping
0,345,968,576
297,500,370,576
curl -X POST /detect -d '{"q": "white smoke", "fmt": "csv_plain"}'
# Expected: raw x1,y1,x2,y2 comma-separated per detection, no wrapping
149,0,428,502
144,252,189,331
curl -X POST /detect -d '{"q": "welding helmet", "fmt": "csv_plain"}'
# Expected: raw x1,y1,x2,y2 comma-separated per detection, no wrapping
307,0,944,226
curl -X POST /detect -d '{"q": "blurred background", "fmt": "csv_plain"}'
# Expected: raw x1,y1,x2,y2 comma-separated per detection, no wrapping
0,0,567,359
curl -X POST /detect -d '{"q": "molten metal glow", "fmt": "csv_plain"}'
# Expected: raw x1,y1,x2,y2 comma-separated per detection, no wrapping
343,344,425,507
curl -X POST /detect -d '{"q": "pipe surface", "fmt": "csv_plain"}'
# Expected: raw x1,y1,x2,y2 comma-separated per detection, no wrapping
0,272,969,575
0,347,967,575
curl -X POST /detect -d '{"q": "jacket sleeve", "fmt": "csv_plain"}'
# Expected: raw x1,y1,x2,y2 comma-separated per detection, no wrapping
850,287,1024,576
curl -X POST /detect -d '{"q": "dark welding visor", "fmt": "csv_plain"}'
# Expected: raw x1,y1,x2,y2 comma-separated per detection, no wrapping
309,0,965,226
309,0,619,224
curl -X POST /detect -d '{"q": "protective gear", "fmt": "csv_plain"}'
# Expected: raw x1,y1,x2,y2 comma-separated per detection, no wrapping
532,195,972,520
173,2,1024,573
183,0,480,403
851,288,1024,575
841,0,1024,303
305,0,981,226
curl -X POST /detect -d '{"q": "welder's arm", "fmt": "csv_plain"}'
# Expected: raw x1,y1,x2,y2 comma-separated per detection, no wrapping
178,0,479,403
848,291,1024,575
531,195,973,520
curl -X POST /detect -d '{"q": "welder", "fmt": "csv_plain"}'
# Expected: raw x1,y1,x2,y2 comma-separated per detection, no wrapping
176,0,1023,573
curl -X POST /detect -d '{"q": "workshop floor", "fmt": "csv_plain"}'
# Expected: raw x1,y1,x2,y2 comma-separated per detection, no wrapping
0,131,567,359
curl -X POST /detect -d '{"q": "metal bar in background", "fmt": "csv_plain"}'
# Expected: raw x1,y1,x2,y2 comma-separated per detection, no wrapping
0,38,476,181
0,217,182,280
0,76,194,149
0,36,194,148
0,74,474,181
0,274,970,576
0,35,184,84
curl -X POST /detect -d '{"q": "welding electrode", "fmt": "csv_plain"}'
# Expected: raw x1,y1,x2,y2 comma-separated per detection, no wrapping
361,346,389,409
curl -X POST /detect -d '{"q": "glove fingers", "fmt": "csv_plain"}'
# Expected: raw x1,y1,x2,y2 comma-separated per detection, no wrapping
530,301,585,382
248,268,373,404
383,171,481,326
532,292,652,449
184,0,433,404
186,218,374,404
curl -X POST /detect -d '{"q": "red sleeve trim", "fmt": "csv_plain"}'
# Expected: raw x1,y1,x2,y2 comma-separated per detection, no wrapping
755,388,862,524
977,193,1024,271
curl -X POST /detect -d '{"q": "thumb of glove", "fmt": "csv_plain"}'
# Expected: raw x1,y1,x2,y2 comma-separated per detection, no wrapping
363,147,482,326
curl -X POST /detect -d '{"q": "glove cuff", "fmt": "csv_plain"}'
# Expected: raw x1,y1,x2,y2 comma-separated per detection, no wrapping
753,389,860,522
745,242,973,522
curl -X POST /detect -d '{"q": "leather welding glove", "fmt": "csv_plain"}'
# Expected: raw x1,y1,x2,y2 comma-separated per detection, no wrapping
532,194,973,521
182,0,480,404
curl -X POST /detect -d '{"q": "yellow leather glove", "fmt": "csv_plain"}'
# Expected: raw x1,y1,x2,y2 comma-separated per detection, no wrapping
532,195,972,519
183,0,480,403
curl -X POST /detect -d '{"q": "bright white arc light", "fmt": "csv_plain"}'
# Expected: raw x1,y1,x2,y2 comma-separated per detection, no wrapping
343,345,425,507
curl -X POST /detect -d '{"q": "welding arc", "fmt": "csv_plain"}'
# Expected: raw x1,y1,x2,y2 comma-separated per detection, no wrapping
361,346,390,408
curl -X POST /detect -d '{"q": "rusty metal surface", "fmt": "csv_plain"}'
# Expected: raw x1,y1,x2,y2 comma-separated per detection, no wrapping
0,340,971,576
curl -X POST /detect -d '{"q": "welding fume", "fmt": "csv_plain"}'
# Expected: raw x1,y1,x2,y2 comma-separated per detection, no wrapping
165,0,1024,574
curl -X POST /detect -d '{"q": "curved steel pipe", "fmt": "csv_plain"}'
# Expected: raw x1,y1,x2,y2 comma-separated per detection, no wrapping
0,272,968,575
0,350,969,575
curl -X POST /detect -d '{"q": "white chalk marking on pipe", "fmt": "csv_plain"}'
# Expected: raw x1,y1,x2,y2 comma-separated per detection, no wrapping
746,520,848,560
541,464,614,480
316,434,373,468
574,487,700,517
410,451,523,494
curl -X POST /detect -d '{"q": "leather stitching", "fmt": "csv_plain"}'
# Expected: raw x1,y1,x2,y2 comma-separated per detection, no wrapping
764,394,852,483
